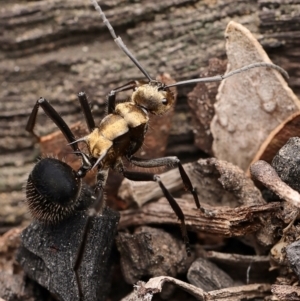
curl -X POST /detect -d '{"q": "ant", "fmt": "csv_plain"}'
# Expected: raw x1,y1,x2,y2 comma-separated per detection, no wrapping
24,0,289,299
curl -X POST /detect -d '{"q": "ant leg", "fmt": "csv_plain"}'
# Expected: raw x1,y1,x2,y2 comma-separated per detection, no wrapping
107,81,138,114
73,169,108,300
128,156,206,213
26,98,80,152
121,169,191,256
77,92,96,132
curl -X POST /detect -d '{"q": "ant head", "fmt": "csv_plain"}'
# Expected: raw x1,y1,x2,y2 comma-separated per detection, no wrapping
132,81,175,115
26,158,82,224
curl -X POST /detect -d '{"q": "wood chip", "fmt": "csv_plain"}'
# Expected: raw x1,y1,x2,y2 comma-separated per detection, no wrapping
116,226,192,284
119,197,281,237
121,276,271,301
250,160,300,209
187,257,235,291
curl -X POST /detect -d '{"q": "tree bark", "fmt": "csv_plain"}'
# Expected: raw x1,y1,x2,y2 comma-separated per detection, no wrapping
0,0,299,227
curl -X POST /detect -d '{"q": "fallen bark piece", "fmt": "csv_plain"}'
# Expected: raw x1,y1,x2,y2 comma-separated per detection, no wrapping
187,257,235,291
17,207,119,301
211,21,300,171
250,160,300,209
119,197,281,237
118,158,265,208
116,226,193,285
206,283,271,300
272,284,300,301
129,276,205,300
207,158,265,206
121,276,271,301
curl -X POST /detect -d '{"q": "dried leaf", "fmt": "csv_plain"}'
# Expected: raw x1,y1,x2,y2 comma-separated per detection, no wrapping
211,21,300,171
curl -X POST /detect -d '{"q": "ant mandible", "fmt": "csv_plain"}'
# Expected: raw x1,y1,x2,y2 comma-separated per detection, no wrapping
24,0,289,299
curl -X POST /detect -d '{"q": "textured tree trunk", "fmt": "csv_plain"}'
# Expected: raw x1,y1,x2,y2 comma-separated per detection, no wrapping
0,0,299,228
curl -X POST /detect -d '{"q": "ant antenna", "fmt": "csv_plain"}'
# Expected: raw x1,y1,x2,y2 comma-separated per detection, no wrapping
165,62,289,88
90,0,153,82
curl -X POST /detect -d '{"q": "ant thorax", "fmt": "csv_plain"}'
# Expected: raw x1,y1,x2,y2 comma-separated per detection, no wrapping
131,83,174,115
115,102,149,127
85,100,149,168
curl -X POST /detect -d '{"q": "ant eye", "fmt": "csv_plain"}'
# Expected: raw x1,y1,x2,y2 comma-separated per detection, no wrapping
162,98,168,105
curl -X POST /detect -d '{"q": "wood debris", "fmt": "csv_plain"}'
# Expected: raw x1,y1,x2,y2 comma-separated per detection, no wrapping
120,276,271,301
